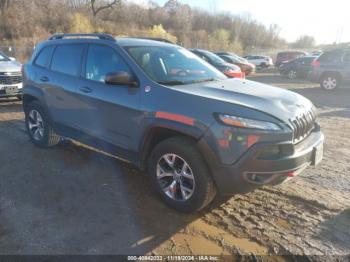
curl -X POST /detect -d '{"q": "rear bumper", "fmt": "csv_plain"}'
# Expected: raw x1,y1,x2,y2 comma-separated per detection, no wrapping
198,129,324,195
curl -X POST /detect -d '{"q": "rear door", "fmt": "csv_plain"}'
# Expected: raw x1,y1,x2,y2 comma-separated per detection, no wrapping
75,43,141,151
45,43,86,129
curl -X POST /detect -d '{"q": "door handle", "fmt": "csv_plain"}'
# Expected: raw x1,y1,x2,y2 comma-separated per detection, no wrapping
79,86,92,94
40,76,49,82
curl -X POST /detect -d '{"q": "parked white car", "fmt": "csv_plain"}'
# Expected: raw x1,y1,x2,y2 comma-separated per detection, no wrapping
0,51,22,100
244,55,274,68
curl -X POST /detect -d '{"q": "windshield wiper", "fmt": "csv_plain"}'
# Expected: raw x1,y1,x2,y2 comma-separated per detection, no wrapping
190,78,219,84
157,80,187,86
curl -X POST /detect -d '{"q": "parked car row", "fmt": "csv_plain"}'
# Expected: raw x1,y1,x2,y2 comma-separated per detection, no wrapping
215,52,255,76
189,49,245,78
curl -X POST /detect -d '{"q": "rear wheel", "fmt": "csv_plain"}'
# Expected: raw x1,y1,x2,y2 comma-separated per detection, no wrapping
321,74,340,90
24,101,61,148
148,137,217,213
288,70,297,79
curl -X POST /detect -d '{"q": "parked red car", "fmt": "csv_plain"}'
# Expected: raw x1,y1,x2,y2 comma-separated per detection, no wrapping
275,51,307,68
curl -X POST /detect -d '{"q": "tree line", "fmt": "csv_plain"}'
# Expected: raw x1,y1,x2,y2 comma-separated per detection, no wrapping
0,0,316,60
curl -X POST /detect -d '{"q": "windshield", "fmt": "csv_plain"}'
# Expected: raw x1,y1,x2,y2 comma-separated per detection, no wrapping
0,51,10,62
200,50,226,65
125,46,227,85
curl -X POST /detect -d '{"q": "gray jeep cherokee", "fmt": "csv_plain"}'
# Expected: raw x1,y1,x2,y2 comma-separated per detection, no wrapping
22,34,324,212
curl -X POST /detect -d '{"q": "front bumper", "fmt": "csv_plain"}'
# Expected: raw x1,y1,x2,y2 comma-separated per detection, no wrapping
0,83,23,98
198,129,324,195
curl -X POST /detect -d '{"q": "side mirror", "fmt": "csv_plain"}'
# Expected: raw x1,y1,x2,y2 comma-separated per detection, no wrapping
105,71,138,87
9,57,16,61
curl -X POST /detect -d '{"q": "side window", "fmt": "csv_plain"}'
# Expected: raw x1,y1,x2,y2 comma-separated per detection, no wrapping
85,44,131,83
200,54,209,62
34,45,55,68
343,53,350,63
51,44,85,77
318,51,340,63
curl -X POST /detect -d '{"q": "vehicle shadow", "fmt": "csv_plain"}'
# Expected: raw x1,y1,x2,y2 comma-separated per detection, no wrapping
314,209,350,254
0,125,229,255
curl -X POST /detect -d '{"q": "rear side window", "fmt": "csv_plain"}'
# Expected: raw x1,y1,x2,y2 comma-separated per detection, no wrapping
51,44,85,77
342,52,350,63
318,51,341,63
34,45,55,68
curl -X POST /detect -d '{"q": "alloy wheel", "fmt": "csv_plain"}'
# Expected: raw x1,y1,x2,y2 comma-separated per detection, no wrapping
156,154,195,201
28,109,45,141
288,70,297,79
323,77,337,90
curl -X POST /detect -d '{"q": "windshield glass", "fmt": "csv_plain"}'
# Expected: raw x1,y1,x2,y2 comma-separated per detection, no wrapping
201,50,226,65
125,46,227,85
0,51,10,62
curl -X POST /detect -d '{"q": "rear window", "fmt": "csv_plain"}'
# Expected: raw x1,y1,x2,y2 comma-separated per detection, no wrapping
51,44,85,77
34,45,55,68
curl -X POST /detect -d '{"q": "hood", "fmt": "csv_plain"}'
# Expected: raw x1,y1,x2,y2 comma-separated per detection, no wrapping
173,78,314,123
0,60,22,73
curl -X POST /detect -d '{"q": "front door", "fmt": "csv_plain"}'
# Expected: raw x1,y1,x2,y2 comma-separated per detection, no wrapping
74,44,141,152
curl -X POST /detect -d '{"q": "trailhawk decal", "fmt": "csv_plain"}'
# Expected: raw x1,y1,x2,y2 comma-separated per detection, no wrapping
155,112,195,126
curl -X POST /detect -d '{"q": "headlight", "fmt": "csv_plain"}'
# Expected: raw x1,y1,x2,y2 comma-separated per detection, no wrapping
218,114,281,131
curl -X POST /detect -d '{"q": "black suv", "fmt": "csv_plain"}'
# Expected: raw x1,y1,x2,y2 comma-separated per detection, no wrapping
279,56,317,79
22,34,324,212
309,48,350,90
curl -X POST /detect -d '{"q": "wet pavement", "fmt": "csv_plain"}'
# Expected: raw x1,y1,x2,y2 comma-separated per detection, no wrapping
0,72,349,257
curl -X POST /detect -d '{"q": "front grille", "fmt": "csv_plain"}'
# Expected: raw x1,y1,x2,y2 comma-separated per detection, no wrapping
0,72,23,85
289,109,317,143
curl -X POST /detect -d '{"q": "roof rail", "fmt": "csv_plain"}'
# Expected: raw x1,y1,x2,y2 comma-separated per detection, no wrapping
48,33,115,41
128,37,175,44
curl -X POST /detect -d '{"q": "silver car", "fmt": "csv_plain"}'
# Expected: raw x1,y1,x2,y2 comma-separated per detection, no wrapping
0,51,23,99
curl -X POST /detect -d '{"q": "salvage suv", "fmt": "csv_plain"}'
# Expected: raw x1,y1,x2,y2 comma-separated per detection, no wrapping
22,34,324,212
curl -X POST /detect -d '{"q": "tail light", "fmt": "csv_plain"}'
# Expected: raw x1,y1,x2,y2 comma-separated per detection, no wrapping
224,69,244,79
311,60,320,68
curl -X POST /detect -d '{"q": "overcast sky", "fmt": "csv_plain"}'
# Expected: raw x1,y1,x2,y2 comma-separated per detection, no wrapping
131,0,348,45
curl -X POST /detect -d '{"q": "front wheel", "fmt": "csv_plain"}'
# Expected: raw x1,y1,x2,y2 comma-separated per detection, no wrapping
148,137,217,213
24,101,61,148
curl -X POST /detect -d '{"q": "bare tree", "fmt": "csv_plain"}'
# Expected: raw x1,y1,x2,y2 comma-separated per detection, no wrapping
90,0,120,17
0,0,10,13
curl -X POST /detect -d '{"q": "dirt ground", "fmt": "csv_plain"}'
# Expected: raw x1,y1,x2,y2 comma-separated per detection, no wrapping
0,71,349,258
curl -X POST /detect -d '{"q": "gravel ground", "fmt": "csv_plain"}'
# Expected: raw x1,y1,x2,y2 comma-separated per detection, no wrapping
0,71,349,258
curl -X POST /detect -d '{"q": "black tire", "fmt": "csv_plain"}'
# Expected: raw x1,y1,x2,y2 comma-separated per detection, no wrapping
24,101,61,148
148,137,217,213
321,73,340,91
